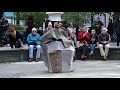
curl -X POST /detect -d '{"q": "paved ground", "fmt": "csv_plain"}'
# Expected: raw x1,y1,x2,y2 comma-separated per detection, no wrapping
0,42,120,78
0,60,120,78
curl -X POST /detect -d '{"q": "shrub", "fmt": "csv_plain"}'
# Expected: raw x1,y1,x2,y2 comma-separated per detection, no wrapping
8,24,26,32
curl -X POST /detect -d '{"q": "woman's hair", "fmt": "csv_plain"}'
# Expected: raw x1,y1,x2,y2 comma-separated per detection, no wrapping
68,22,74,27
109,18,112,22
91,29,95,32
102,28,108,32
54,22,59,28
82,26,87,30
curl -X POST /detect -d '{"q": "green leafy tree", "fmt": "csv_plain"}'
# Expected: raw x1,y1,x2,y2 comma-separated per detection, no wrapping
14,12,47,27
62,12,91,27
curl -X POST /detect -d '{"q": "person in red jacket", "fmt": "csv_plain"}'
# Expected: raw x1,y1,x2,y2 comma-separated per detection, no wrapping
78,26,90,60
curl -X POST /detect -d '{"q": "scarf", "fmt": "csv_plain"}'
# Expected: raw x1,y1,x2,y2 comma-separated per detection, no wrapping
11,31,16,39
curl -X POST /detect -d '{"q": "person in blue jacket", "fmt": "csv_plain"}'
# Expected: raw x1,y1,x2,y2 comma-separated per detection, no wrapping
27,28,41,62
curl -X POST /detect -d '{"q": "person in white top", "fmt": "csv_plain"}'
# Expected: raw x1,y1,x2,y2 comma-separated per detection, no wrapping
67,23,77,48
44,22,53,33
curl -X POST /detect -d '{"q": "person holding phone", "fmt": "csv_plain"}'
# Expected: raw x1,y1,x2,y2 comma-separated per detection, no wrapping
89,29,98,55
78,26,90,60
27,28,41,62
98,28,111,60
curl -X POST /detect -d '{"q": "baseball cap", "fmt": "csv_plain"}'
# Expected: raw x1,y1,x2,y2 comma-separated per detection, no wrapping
10,27,15,32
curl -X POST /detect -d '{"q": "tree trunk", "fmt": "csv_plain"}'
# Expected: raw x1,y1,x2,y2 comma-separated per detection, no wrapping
91,12,94,26
16,19,20,25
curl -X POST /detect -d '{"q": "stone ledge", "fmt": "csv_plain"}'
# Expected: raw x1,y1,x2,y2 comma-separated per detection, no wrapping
76,47,120,60
0,46,120,63
0,47,43,63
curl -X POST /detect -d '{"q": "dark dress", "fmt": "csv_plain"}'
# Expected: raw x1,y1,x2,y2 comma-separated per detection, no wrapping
93,21,104,35
113,20,120,45
0,19,9,32
107,22,113,36
26,20,34,37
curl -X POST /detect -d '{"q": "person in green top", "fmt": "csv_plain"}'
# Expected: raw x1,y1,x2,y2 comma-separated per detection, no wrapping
92,17,104,35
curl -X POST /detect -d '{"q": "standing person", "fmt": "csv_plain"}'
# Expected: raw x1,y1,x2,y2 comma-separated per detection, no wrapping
27,28,41,62
93,17,104,35
44,22,53,34
0,15,9,46
59,22,66,30
67,23,77,48
26,16,35,38
74,22,79,41
98,28,111,60
9,27,24,49
89,29,98,55
59,22,69,38
113,17,120,46
107,18,114,42
0,15,9,33
78,26,90,60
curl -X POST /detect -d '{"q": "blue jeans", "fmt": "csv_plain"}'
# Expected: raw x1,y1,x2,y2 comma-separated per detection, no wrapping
15,39,23,48
82,44,88,55
90,44,97,53
29,45,41,59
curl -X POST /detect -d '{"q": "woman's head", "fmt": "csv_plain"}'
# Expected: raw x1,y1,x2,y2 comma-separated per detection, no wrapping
32,28,37,35
82,26,87,32
2,15,6,20
68,22,74,28
48,22,53,30
109,19,112,23
91,29,96,35
10,27,16,35
101,28,108,34
10,27,15,32
54,22,59,29
59,22,63,28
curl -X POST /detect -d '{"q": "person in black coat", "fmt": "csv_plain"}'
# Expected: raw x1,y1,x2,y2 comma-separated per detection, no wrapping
0,15,9,33
107,19,113,42
89,29,98,55
92,17,104,35
113,17,120,46
9,27,24,49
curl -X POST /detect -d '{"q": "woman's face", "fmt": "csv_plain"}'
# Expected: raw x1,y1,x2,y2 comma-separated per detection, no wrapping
70,23,73,27
54,22,59,29
91,30,95,34
48,25,52,30
82,27,87,32
102,29,107,34
32,30,37,35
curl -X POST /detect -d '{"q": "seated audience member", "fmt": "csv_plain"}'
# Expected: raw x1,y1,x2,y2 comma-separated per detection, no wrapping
27,28,41,62
98,28,111,60
78,26,90,60
89,29,98,55
9,27,24,49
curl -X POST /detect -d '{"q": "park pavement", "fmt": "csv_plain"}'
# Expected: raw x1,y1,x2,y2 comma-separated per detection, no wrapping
0,42,120,78
0,60,120,78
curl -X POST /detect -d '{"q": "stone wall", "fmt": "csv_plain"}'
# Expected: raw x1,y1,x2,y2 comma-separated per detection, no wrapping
0,49,43,63
76,48,120,60
0,47,120,63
